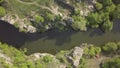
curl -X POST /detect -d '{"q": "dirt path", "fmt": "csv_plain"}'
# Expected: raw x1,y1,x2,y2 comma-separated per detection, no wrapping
16,0,36,5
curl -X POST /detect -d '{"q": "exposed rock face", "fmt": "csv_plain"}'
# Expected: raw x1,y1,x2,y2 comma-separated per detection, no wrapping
29,53,67,68
28,53,55,61
68,46,84,68
1,14,36,33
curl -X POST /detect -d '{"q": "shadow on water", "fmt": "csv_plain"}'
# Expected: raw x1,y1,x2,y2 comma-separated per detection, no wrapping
112,19,120,33
88,28,104,37
27,29,76,46
0,20,28,48
0,20,76,47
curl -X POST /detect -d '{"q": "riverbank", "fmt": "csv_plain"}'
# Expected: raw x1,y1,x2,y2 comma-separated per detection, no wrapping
0,42,120,68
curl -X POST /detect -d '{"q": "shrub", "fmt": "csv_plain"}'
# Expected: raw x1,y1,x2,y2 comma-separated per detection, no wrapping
72,16,87,31
87,13,102,28
95,2,103,10
34,15,44,23
0,6,6,17
112,4,120,19
101,57,120,68
56,50,68,63
102,20,113,32
0,0,4,4
84,45,101,58
42,55,53,63
101,0,113,6
102,42,118,53
45,12,54,21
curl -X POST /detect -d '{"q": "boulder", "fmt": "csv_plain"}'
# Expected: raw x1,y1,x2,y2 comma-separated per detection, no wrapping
68,46,84,68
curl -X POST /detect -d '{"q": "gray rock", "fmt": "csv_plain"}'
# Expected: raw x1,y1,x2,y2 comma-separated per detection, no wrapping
68,46,84,68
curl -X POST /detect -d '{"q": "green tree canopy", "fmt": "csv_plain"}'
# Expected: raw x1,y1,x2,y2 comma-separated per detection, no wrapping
45,12,54,21
104,4,116,13
101,0,113,6
112,4,120,19
87,13,102,28
112,0,120,5
34,15,44,23
72,16,87,31
102,20,113,32
95,2,103,11
0,0,4,4
84,45,101,58
101,57,120,68
102,42,118,53
0,6,6,17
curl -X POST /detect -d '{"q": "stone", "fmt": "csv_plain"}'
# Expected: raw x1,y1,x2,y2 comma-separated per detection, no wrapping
68,46,84,68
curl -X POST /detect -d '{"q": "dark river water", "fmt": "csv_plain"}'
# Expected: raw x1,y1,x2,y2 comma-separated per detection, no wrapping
0,20,120,54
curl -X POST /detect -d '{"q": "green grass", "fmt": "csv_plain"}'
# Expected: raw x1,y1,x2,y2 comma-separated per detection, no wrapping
5,0,54,18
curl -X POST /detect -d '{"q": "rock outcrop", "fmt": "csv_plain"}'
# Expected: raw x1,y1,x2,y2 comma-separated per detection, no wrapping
68,46,84,68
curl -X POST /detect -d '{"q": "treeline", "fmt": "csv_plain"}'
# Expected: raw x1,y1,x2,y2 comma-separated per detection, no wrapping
71,0,120,32
0,41,120,68
0,0,6,17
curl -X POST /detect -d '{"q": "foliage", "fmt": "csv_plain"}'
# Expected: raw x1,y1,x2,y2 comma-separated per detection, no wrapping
117,42,120,49
102,20,113,32
78,58,87,68
104,4,116,13
95,2,103,11
45,12,54,21
0,0,4,4
84,45,101,58
56,50,68,63
34,15,44,23
112,4,120,19
101,0,113,6
87,12,102,28
102,42,118,53
0,6,6,17
100,57,120,68
0,42,43,68
42,55,53,63
100,12,109,21
72,16,87,31
112,0,120,5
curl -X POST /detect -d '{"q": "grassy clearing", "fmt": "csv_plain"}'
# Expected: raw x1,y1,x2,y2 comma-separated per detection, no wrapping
4,0,54,18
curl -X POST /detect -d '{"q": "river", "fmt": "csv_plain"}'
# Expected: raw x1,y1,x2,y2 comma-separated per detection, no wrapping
0,20,120,54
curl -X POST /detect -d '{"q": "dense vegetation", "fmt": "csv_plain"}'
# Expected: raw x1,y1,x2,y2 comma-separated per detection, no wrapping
101,57,120,68
0,41,120,68
0,0,119,32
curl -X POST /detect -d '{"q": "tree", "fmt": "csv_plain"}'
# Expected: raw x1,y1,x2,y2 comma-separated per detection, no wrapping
117,42,120,49
104,4,116,13
101,57,120,68
84,45,101,58
0,0,4,4
102,42,118,53
72,16,87,31
112,0,120,5
112,4,120,19
45,12,54,21
95,47,101,54
42,55,53,63
102,20,113,32
101,0,113,6
95,2,103,11
34,15,44,23
0,6,6,17
87,13,102,28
